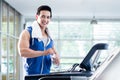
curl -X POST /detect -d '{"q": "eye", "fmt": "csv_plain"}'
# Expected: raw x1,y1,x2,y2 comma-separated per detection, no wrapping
41,15,45,18
47,16,50,19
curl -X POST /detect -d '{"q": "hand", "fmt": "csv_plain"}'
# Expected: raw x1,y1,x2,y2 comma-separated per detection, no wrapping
44,48,54,55
52,54,60,65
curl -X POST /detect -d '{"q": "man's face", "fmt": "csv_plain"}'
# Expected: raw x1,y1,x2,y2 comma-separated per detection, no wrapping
36,10,51,28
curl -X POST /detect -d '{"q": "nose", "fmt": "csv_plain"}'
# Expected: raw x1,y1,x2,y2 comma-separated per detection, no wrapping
43,17,48,22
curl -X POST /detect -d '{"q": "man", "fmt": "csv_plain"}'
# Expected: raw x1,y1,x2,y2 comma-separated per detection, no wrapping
18,5,60,75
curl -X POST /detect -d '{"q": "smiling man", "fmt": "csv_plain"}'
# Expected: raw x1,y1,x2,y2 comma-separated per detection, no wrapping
18,5,60,76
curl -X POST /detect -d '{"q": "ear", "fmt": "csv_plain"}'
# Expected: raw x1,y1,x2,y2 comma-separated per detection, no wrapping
36,15,38,20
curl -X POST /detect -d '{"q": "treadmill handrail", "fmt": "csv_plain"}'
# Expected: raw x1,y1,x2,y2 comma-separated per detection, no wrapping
39,76,70,80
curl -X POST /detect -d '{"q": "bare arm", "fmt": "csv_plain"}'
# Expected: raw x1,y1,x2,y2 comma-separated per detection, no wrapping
18,30,54,58
52,47,60,65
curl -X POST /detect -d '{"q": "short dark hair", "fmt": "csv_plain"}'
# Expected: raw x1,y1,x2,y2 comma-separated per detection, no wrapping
36,5,52,18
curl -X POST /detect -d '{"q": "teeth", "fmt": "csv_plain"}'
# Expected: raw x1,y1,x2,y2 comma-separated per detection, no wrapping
42,21,48,25
43,23,46,25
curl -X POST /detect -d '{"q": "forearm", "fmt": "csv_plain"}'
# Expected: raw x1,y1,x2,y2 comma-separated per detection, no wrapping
52,47,60,65
19,48,44,58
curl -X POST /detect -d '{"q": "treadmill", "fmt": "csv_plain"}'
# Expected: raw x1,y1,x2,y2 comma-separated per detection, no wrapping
25,43,108,80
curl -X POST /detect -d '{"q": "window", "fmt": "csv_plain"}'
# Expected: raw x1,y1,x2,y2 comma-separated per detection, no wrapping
1,1,21,80
49,21,120,71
